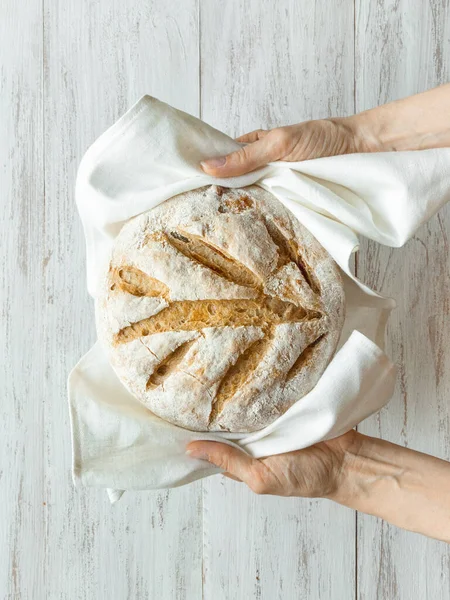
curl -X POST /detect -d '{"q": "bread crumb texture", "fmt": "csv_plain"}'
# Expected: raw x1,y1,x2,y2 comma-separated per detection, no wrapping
96,185,345,432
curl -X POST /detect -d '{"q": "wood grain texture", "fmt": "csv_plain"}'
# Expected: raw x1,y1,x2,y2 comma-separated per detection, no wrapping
355,1,450,599
3,0,450,598
200,0,354,139
200,2,356,599
0,1,46,598
2,1,202,599
44,2,202,596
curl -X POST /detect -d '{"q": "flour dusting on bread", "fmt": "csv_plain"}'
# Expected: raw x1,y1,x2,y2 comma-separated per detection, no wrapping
96,185,345,432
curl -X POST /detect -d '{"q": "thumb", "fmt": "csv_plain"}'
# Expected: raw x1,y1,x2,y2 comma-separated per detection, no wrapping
200,137,274,178
186,441,259,484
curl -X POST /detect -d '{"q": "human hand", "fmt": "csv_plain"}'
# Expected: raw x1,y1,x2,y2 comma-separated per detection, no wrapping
186,429,360,498
200,117,369,178
201,84,450,178
187,429,450,543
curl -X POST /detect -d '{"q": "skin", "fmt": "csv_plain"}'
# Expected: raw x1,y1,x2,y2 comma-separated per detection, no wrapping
188,83,450,543
199,83,450,177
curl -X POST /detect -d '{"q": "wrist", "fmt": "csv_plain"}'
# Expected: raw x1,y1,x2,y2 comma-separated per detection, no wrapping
352,103,418,153
320,430,366,501
325,432,450,542
339,103,427,154
343,112,385,154
325,432,379,505
323,431,413,508
326,433,415,508
344,84,450,153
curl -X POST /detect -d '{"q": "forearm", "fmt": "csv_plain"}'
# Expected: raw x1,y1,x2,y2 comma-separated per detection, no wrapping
348,83,450,152
330,433,450,542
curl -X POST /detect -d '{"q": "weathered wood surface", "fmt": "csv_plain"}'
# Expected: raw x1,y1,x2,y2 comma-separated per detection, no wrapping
2,1,203,599
355,1,450,599
200,2,356,600
43,3,203,598
1,0,449,598
0,1,45,598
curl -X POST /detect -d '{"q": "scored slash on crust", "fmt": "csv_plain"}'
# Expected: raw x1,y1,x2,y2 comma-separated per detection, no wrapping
109,223,328,425
146,339,196,390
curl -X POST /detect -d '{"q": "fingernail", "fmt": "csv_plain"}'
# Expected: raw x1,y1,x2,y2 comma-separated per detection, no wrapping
186,448,209,461
200,156,226,170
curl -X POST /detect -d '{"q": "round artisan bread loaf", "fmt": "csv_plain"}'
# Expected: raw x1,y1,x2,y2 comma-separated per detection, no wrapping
96,184,345,433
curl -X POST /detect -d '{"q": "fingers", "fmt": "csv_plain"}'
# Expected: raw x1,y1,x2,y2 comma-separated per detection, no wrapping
186,441,260,487
200,135,277,178
235,129,268,143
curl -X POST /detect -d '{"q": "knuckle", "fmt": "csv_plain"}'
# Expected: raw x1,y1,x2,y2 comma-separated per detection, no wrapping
248,464,270,495
214,452,231,472
236,146,251,164
216,448,238,473
250,477,269,495
271,127,292,151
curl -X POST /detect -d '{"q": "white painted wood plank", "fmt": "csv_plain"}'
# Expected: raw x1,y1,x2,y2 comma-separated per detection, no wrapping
6,1,449,597
42,2,202,599
200,2,356,598
0,2,46,598
355,1,450,598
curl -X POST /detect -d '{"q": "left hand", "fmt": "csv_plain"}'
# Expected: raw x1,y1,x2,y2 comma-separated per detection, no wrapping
186,430,360,497
200,118,365,178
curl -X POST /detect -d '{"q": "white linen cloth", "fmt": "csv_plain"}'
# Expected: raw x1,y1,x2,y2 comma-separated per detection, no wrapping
69,96,450,501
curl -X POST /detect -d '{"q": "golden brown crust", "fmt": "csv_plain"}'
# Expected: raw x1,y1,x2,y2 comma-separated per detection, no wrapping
96,185,345,432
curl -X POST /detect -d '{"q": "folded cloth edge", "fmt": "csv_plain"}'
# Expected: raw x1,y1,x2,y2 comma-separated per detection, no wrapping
73,94,450,498
69,330,396,500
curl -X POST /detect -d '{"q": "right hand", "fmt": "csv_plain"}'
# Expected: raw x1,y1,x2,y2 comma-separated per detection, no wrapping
187,429,361,498
201,117,371,178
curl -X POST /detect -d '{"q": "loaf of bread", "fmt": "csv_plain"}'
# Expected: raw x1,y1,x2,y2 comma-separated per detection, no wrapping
96,185,345,432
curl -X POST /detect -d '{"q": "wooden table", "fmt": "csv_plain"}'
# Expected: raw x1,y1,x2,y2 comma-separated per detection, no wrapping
1,1,449,598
